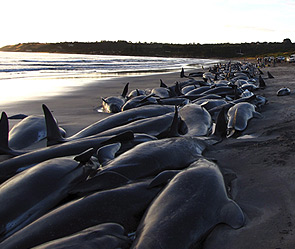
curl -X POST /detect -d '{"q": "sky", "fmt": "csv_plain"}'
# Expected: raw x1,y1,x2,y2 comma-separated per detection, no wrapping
0,0,294,47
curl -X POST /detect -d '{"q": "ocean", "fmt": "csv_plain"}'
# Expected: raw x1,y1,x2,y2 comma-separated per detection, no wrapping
0,52,220,104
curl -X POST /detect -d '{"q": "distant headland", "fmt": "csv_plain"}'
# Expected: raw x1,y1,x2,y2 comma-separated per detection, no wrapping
1,39,295,58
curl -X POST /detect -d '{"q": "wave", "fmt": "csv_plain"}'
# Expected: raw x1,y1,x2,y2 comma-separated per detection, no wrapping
0,52,220,80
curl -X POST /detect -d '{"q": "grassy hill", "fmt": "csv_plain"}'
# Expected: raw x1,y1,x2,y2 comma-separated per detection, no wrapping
1,40,295,59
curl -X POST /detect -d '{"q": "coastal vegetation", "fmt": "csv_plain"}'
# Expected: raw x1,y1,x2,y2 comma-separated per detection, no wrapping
1,39,295,59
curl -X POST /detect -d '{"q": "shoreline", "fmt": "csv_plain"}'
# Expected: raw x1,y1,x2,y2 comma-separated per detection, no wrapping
0,70,186,135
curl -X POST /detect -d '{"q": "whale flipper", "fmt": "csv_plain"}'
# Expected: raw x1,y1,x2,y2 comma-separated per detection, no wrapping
97,143,121,166
69,171,130,194
220,200,245,229
148,170,180,188
74,148,95,164
253,111,263,119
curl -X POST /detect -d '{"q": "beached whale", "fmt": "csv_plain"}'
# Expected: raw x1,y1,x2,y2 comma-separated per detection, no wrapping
33,223,131,249
8,115,65,150
43,104,174,145
102,82,129,113
151,86,171,98
181,84,199,95
277,87,291,96
0,131,133,184
207,95,256,117
179,103,212,136
0,150,94,241
201,86,238,98
156,97,190,106
90,108,179,139
131,158,245,249
93,136,216,182
227,102,262,137
194,99,228,112
121,95,158,111
127,88,146,99
0,178,164,249
185,86,211,96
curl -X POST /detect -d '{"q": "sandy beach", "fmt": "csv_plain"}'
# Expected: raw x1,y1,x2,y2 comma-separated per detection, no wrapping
1,61,295,248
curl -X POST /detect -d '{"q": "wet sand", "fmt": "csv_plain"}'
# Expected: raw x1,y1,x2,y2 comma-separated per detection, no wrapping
1,62,295,248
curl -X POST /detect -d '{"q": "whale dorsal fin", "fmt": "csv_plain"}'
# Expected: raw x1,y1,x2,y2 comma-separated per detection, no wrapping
0,112,9,152
267,71,274,79
258,75,266,89
180,67,186,78
0,112,24,156
121,82,129,98
258,68,263,74
160,79,168,88
169,106,180,137
159,106,179,138
174,82,182,96
213,107,227,139
42,104,66,146
70,171,130,195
